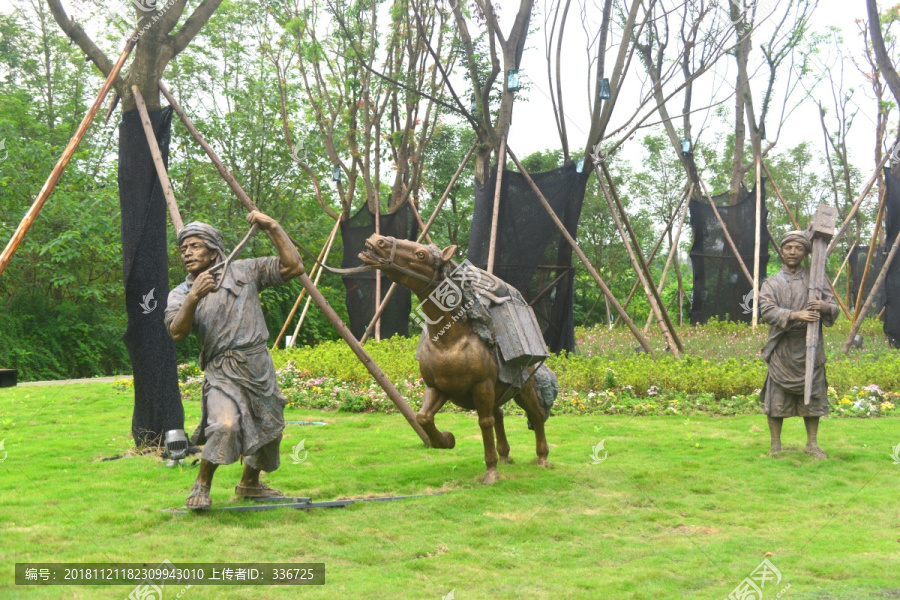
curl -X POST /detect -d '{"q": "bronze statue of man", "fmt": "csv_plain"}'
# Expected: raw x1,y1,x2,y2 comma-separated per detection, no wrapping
165,212,303,510
758,230,839,459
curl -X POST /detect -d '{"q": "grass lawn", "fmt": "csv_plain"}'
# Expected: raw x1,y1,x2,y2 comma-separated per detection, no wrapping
0,381,899,599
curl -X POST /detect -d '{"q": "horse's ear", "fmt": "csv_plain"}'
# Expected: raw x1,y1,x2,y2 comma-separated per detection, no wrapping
440,245,457,264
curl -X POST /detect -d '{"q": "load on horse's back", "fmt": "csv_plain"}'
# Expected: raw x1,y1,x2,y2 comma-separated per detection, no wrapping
359,234,557,485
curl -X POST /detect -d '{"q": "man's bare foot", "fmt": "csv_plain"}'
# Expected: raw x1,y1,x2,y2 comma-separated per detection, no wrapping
186,481,211,511
769,442,782,457
235,481,284,498
803,444,827,459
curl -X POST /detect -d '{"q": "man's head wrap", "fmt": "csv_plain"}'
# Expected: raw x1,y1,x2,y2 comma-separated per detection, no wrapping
780,230,811,252
177,222,226,263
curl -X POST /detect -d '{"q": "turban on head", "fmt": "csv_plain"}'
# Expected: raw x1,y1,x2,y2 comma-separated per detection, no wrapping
177,222,226,263
780,230,811,252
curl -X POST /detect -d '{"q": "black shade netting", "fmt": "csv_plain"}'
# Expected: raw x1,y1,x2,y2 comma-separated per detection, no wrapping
340,203,418,340
848,245,885,316
689,183,769,325
466,162,589,354
118,106,183,446
883,169,900,347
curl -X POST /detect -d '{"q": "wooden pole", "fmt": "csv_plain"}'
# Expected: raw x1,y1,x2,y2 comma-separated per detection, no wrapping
486,136,507,274
835,239,858,283
374,197,382,341
161,80,429,444
0,32,137,277
843,225,900,352
131,85,184,233
752,156,762,329
698,175,755,285
852,188,887,320
621,184,692,312
505,147,655,354
408,200,433,245
597,170,681,358
359,142,477,344
599,162,684,354
289,223,339,347
762,162,801,230
826,153,892,256
273,218,340,349
643,198,689,333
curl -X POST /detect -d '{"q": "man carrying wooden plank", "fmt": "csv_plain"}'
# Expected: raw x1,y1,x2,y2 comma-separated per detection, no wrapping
758,230,840,459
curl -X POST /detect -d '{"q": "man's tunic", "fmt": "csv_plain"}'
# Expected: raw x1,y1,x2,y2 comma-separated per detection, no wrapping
165,257,287,470
758,266,839,417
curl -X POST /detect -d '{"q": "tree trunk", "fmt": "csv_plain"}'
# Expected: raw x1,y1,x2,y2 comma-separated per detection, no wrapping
119,107,184,447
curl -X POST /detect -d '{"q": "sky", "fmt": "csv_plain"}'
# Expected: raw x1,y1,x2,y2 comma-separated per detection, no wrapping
505,0,891,194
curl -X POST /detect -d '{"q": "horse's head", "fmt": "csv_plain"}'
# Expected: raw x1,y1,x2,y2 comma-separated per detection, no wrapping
359,234,457,294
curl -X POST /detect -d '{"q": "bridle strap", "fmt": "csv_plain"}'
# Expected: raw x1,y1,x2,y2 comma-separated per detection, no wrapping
309,238,441,294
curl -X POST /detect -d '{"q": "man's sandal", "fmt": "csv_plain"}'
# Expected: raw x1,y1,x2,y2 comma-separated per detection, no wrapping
235,481,284,498
186,481,212,511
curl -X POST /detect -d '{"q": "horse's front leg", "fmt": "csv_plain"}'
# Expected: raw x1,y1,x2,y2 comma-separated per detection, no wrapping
417,386,455,449
473,379,500,485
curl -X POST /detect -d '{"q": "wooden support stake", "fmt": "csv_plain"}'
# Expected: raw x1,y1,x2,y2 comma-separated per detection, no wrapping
600,163,684,353
644,198,690,332
0,31,137,278
132,85,184,233
826,152,892,256
289,223,339,347
160,81,429,445
597,167,681,358
853,188,887,321
835,239,857,282
486,136,507,274
505,147,654,354
360,142,477,343
762,162,801,230
273,218,340,349
843,222,900,352
374,197,382,341
698,175,755,285
621,184,692,312
752,156,762,329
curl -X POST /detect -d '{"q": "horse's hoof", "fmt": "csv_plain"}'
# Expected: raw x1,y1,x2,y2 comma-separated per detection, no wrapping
482,469,500,485
441,431,456,449
537,457,552,468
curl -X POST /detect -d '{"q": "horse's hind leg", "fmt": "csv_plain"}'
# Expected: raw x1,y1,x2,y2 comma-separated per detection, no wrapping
493,405,512,463
417,387,455,449
514,383,550,468
473,380,500,485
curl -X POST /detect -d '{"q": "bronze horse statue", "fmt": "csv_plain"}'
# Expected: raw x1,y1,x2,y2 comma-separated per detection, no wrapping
359,234,557,484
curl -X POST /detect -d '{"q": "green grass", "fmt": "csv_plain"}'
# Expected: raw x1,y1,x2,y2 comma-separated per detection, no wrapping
1,382,899,599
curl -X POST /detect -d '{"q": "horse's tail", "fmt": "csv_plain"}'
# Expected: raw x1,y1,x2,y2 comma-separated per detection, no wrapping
527,364,558,430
